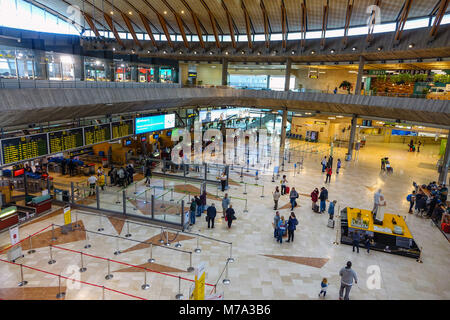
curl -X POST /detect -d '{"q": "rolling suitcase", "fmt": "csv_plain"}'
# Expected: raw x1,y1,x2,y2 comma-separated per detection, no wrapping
285,186,290,194
313,204,320,213
327,219,335,228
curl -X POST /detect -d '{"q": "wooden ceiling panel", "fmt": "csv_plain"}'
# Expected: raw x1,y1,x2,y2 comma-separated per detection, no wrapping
327,0,350,29
306,0,324,30
244,0,265,34
378,0,407,23
349,0,377,27
166,0,197,34
265,0,283,33
222,0,248,34
285,0,302,32
409,0,441,19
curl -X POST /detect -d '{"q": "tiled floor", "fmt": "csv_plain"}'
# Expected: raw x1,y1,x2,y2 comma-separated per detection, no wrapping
0,140,449,300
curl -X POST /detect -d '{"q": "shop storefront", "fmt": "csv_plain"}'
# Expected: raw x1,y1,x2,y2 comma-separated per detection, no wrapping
84,58,111,81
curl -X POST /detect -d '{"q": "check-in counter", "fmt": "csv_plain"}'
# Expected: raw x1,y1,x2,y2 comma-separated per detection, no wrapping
0,206,19,231
27,194,52,215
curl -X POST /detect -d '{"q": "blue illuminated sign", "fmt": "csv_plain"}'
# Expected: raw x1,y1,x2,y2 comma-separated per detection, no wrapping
135,114,175,134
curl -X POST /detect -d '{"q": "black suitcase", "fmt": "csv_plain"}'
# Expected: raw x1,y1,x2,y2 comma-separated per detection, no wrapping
313,204,320,213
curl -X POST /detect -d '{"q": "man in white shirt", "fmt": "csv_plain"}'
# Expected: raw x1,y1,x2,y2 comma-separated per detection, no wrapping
87,174,97,196
372,189,382,215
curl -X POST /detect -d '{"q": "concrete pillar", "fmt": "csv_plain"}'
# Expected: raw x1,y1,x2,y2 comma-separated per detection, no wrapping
355,55,365,95
280,108,288,153
346,115,357,160
438,134,450,185
284,58,292,91
221,58,228,86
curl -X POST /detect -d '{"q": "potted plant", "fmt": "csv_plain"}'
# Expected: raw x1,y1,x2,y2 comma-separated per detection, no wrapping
339,80,352,94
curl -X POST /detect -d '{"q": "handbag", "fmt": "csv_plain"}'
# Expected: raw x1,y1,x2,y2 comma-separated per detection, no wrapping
206,215,210,222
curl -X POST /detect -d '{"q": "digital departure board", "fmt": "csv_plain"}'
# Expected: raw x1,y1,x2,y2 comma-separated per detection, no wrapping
83,124,112,146
48,128,84,154
1,134,49,165
112,120,134,139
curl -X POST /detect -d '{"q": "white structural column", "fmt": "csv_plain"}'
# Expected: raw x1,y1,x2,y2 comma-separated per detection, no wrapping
222,58,228,86
438,133,450,185
355,55,365,95
346,115,357,160
280,58,292,152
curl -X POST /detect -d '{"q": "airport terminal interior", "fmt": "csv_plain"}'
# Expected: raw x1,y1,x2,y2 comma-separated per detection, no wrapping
0,0,449,301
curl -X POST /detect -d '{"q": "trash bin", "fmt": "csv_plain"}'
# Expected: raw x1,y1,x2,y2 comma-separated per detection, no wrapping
55,189,63,201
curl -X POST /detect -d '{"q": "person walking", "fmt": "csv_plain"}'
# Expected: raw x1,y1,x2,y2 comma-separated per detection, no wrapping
333,87,338,94
352,231,361,253
318,278,328,298
220,171,227,192
328,200,336,220
189,197,197,225
108,166,115,186
287,212,298,243
117,167,125,187
336,159,341,174
222,193,231,218
289,187,299,210
321,156,327,173
126,164,134,184
144,165,152,187
325,166,332,183
407,190,416,214
225,205,236,228
365,235,373,254
372,189,383,216
87,174,97,196
417,140,422,152
97,173,105,191
311,188,319,210
319,187,328,213
280,175,288,195
273,211,281,238
206,203,217,229
273,187,281,210
339,261,358,300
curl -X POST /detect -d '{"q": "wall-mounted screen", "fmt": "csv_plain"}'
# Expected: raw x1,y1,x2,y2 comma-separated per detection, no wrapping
84,124,112,146
112,120,134,139
391,130,417,136
135,114,175,134
48,128,84,154
1,134,49,165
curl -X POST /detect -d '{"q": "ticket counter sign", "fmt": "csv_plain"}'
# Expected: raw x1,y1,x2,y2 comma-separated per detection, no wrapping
63,206,72,225
191,262,206,300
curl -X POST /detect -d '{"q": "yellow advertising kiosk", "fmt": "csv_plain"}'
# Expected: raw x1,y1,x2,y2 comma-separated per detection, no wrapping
340,207,421,259
190,262,206,300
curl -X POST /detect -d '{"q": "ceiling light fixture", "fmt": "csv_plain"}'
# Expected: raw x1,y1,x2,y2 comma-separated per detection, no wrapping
330,49,335,53
291,50,295,55
164,11,167,15
408,43,414,48
181,10,185,14
311,50,315,54
352,47,356,51
129,11,132,15
377,46,383,51
110,11,114,15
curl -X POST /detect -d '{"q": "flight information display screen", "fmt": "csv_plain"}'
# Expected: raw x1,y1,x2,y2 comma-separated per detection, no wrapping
1,134,49,165
83,124,112,146
112,120,134,139
48,128,84,154
135,114,175,134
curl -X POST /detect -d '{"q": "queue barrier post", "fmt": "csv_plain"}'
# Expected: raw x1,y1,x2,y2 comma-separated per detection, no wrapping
105,258,113,280
79,252,87,273
159,228,165,244
170,188,174,202
243,183,247,195
115,192,121,204
84,228,91,249
56,274,65,299
164,229,170,246
260,185,265,198
175,276,184,300
222,261,230,285
97,214,104,232
18,264,28,287
243,197,248,213
161,193,166,209
102,286,105,300
141,268,150,290
114,237,121,255
51,224,57,241
333,205,341,245
194,236,201,253
74,211,80,229
174,232,182,248
48,245,56,265
125,221,132,238
227,243,234,263
417,246,423,263
148,242,155,263
144,189,148,204
187,253,194,272
27,235,35,254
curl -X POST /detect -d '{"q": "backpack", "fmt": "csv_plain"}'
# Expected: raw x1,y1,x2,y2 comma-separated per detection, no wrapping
406,194,412,202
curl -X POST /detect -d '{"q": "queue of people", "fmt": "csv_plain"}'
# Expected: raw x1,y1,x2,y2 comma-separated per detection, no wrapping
108,164,135,187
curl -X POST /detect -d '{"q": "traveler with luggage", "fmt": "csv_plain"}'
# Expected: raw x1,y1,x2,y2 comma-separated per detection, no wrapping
273,211,281,238
352,231,361,253
328,200,336,220
144,165,152,187
336,159,341,174
319,187,328,213
225,205,236,228
221,193,231,218
407,191,416,214
311,188,319,211
276,216,287,243
287,212,298,243
189,198,197,225
321,156,327,172
325,166,332,183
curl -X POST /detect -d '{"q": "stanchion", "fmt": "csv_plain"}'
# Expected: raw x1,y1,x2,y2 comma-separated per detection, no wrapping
105,258,113,280
161,193,166,209
114,237,121,255
187,192,191,204
170,188,174,202
159,228,165,244
84,229,91,249
18,264,28,287
174,232,182,248
56,274,65,299
194,236,201,253
187,253,194,272
148,242,155,263
79,252,87,272
243,197,248,213
164,229,170,246
48,245,56,264
134,182,138,194
141,268,150,290
222,261,230,285
243,183,247,195
97,214,104,232
125,221,132,238
216,186,219,197
115,192,121,204
333,206,341,245
175,276,184,300
74,211,80,229
227,244,234,263
27,235,35,254
51,224,57,241
144,189,149,204
271,173,275,182
260,185,265,198
163,176,166,190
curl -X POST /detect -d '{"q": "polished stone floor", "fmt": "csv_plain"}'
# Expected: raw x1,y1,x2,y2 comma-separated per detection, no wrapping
0,140,449,300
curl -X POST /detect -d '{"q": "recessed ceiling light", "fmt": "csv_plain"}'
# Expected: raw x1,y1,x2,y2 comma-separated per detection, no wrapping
129,11,132,15
330,49,335,53
352,47,356,51
408,43,414,48
377,46,383,51
164,11,167,15
193,51,197,54
336,115,344,118
181,10,185,14
241,50,245,54
147,50,150,53
209,51,213,55
179,51,183,54
291,50,295,55
257,51,261,55
311,50,315,54
112,47,116,51
163,50,167,54
328,117,336,120
225,51,229,55
110,11,114,15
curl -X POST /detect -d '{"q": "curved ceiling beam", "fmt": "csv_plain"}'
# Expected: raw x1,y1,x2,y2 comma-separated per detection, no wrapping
121,0,162,33
199,0,221,48
160,0,190,48
367,0,382,43
103,13,125,48
82,12,101,37
242,0,253,49
178,0,205,48
120,12,142,48
139,0,178,35
260,0,270,49
281,0,287,49
430,0,449,38
300,1,307,48
320,0,329,49
222,0,237,49
342,0,354,48
138,13,158,48
394,0,413,42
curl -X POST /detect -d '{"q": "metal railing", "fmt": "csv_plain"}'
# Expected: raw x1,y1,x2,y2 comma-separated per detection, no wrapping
0,78,181,89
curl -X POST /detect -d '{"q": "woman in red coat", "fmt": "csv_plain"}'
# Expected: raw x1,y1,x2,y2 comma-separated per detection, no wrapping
311,188,319,210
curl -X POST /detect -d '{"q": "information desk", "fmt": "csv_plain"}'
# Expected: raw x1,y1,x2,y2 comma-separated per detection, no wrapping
340,207,421,259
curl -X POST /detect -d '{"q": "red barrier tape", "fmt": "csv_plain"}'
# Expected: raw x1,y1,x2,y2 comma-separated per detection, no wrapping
51,244,215,287
0,224,53,254
0,257,146,300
